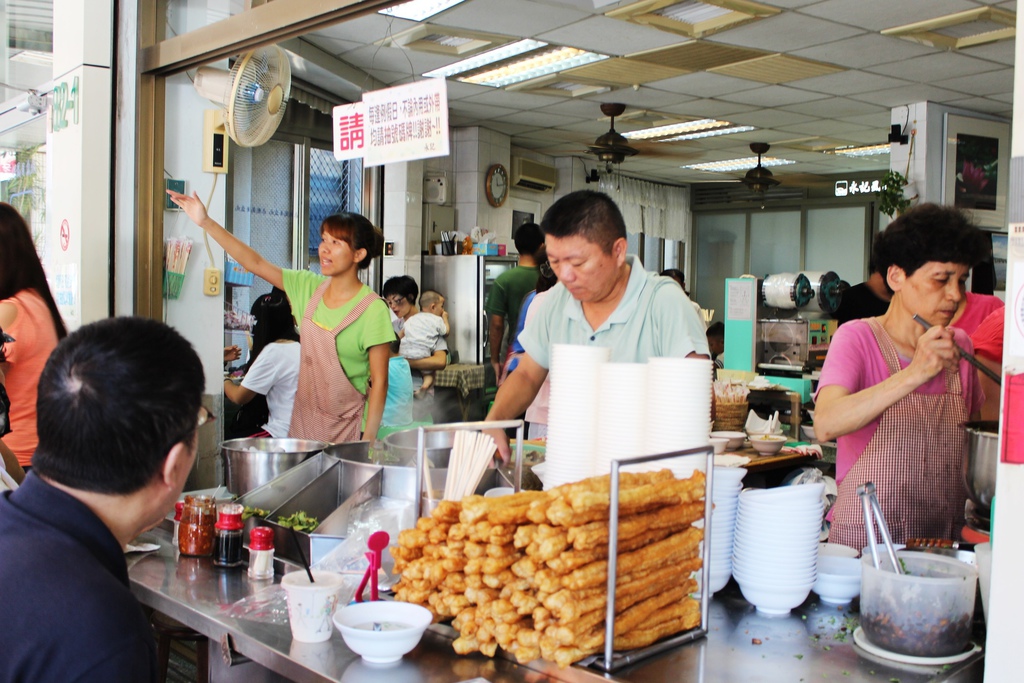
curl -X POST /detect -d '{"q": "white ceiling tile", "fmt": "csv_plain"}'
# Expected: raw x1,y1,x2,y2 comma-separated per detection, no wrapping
647,71,763,98
706,13,863,52
450,102,520,119
799,0,978,32
944,97,1014,116
315,14,419,44
788,71,914,97
791,33,937,69
491,110,589,127
444,80,497,101
863,51,1004,83
958,41,1016,67
433,0,590,38
716,85,830,108
853,84,966,108
462,89,566,109
580,86,696,108
304,35,362,57
838,111,893,129
934,68,1015,97
341,45,454,74
536,16,685,55
779,97,887,119
728,108,816,128
659,100,760,119
775,119,872,137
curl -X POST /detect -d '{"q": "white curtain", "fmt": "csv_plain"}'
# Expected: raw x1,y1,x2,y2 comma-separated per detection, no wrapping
598,174,691,241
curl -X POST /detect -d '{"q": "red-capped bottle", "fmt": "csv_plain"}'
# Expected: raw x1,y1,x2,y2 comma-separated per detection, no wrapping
248,527,275,580
213,503,244,568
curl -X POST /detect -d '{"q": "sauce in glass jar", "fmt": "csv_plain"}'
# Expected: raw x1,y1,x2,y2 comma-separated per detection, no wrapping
178,495,216,556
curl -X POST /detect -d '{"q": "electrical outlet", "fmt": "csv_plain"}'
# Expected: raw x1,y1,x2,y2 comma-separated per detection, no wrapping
203,267,222,296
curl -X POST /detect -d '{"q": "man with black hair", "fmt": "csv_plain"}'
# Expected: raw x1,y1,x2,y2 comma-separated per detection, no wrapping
486,222,544,383
833,259,891,326
486,191,708,460
0,317,206,683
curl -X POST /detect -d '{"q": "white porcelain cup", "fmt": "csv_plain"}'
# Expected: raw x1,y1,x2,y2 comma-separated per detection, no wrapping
282,570,347,642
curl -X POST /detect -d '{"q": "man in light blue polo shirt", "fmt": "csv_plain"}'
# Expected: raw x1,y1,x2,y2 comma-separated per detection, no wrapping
486,190,708,460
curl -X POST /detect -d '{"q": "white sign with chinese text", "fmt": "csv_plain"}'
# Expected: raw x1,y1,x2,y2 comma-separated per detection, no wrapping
332,79,449,166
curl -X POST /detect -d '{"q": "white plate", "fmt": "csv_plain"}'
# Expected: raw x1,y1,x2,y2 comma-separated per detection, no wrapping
853,627,981,666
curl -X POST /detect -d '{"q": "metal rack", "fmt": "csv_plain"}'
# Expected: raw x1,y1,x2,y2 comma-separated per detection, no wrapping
414,420,525,516
590,444,715,673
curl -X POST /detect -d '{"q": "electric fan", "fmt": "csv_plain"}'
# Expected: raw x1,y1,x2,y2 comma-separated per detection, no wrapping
193,45,292,147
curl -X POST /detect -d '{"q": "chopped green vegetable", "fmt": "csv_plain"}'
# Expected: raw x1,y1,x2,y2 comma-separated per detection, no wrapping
277,510,319,532
794,654,804,660
822,645,831,651
241,506,270,521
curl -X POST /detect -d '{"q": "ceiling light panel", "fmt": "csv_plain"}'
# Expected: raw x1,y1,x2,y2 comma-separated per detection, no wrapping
662,125,755,141
683,155,795,172
882,7,1016,50
563,57,685,85
461,47,610,88
709,54,844,83
607,0,780,40
423,39,547,79
623,118,732,139
379,0,466,22
829,144,890,157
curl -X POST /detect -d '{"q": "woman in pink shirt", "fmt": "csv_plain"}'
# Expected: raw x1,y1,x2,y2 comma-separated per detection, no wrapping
815,204,986,549
0,204,67,470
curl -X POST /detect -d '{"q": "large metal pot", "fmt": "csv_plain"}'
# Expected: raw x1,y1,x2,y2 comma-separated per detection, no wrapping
382,429,454,468
221,438,329,496
963,421,998,510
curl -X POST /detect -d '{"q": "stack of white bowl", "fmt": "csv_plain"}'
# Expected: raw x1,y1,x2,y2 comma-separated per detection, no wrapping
707,466,746,594
732,483,825,615
545,344,611,488
644,357,714,479
594,363,649,474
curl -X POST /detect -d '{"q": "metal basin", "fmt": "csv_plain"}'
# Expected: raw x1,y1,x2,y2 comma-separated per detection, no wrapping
963,421,998,510
221,438,329,496
383,429,454,467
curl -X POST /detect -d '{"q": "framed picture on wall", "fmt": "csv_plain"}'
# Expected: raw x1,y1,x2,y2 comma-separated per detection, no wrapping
942,114,1010,229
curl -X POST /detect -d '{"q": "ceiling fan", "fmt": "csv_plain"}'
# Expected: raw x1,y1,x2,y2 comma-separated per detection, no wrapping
740,142,781,194
587,103,639,171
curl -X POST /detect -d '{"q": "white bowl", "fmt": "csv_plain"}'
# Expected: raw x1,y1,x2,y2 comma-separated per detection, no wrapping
709,436,728,454
736,580,812,615
812,556,861,605
818,543,858,558
748,434,787,455
713,465,748,487
710,431,745,450
484,486,515,498
800,424,816,442
333,601,433,664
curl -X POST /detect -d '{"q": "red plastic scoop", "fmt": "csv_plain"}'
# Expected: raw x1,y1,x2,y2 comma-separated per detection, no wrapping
355,531,391,602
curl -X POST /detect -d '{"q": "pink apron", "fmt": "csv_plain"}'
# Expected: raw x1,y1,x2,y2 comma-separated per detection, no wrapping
289,282,380,444
828,318,969,550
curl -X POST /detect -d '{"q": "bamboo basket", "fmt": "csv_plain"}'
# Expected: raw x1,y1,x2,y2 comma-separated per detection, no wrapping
714,401,748,432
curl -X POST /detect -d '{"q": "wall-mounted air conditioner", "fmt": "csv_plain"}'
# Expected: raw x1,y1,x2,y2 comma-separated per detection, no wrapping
511,156,556,192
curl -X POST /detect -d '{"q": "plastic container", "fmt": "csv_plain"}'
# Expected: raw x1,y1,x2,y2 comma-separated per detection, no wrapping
860,551,977,657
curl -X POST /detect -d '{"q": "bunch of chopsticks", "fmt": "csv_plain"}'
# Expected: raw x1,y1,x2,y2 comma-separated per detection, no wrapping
440,231,458,255
164,237,193,277
443,430,497,501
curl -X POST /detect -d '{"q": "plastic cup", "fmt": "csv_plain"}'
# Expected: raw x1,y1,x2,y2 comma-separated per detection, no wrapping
282,570,347,642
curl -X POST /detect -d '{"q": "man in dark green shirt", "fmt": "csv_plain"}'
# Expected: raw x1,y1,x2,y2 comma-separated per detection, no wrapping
485,222,544,383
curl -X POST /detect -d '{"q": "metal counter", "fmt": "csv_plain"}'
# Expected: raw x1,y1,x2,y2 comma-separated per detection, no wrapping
129,529,984,683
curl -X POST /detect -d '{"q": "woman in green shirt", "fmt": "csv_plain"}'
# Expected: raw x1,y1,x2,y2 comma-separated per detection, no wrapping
168,189,394,443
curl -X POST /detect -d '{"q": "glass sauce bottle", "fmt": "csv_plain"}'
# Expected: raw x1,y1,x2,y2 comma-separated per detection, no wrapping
178,495,216,557
213,503,245,568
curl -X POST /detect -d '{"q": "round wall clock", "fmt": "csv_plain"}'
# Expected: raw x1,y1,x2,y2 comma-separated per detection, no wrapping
485,163,509,207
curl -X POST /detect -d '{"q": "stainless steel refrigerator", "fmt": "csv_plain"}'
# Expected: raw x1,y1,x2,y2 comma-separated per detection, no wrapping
421,255,518,366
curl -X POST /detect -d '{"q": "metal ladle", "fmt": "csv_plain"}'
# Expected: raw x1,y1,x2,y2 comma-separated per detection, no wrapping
858,482,903,574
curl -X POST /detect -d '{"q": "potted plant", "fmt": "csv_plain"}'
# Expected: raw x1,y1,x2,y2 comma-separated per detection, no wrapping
877,169,912,218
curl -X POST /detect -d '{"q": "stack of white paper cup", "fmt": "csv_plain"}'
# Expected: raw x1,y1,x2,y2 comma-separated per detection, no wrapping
595,363,649,475
544,344,611,488
643,356,714,478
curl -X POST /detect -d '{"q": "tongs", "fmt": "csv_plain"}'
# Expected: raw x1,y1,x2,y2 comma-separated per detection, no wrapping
858,482,903,574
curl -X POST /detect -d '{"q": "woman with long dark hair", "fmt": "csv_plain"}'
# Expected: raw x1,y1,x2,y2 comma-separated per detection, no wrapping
168,189,394,443
0,203,66,470
223,288,300,438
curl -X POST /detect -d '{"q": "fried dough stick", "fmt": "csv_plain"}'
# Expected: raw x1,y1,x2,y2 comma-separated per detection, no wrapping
568,500,705,551
547,471,706,527
562,527,703,591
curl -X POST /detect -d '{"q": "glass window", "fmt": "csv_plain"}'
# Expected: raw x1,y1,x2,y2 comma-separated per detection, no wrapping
694,212,746,324
309,148,362,274
806,206,869,283
0,117,48,252
1,1,53,102
748,210,800,278
643,234,663,273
